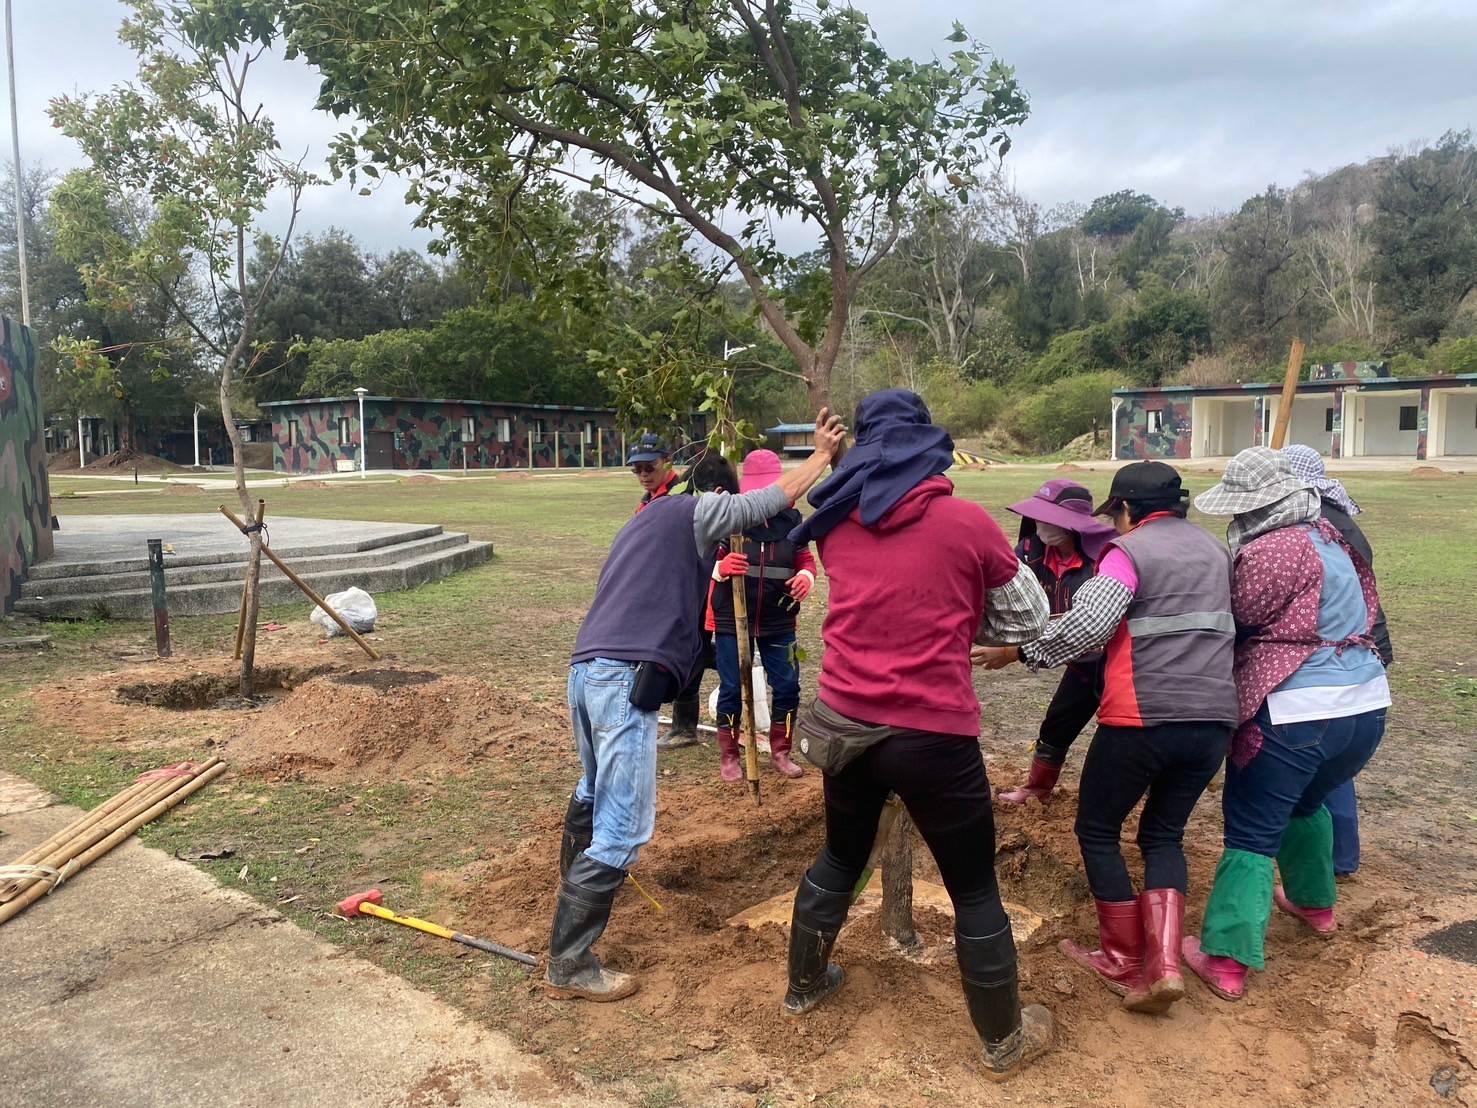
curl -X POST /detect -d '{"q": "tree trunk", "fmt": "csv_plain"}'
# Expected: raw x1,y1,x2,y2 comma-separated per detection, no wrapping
220,348,261,698
880,810,920,951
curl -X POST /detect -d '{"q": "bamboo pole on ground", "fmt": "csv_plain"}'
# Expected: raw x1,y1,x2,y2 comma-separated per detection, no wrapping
0,762,221,902
218,505,380,660
729,532,762,806
1270,339,1307,451
0,762,228,926
233,500,267,660
2,776,157,870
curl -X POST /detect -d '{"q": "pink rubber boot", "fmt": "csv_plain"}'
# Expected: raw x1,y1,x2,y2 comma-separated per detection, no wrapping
1274,886,1336,937
1181,936,1248,1001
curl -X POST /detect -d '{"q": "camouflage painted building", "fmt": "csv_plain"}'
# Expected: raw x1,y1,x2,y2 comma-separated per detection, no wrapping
1,317,54,613
1113,365,1477,461
263,396,653,474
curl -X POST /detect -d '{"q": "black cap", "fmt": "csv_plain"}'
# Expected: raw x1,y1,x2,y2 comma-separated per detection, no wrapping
626,433,669,464
1092,461,1186,515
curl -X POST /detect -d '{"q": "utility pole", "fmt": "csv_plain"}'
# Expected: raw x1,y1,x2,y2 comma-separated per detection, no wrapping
354,387,368,478
193,402,205,468
5,0,28,327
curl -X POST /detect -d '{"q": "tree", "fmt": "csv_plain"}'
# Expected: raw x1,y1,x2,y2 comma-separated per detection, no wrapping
1212,188,1313,360
1306,205,1377,341
1368,130,1477,346
263,0,1027,410
50,0,314,695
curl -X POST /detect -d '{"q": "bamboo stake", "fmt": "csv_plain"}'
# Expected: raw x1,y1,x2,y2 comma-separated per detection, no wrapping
233,500,267,659
0,762,228,927
218,504,379,660
729,532,761,806
0,765,217,901
1270,338,1307,451
3,776,157,869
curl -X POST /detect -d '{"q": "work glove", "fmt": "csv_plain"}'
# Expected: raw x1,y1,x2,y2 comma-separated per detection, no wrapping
716,551,750,579
786,569,815,602
971,645,1020,670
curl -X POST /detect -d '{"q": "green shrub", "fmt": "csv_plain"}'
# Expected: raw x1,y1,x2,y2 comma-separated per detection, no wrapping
1388,352,1429,378
931,378,1005,434
1429,336,1477,376
1005,370,1127,452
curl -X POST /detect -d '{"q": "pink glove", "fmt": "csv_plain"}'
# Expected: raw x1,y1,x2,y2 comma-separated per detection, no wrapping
787,569,815,601
717,551,750,579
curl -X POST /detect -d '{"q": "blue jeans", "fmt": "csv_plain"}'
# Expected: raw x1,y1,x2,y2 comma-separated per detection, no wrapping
567,659,658,871
1325,778,1360,875
1223,706,1386,858
714,631,801,725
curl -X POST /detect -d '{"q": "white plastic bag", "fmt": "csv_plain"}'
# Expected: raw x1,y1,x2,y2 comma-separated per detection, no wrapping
310,586,378,637
707,653,771,733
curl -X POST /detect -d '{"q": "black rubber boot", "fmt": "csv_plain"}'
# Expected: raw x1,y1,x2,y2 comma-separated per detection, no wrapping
957,922,1054,1081
558,793,594,878
544,856,638,1002
782,873,851,1016
659,694,701,749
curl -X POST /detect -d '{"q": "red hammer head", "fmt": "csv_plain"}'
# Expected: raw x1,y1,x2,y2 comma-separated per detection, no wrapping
335,888,383,918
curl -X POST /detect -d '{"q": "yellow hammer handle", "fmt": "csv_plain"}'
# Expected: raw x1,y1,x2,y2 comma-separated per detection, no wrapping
360,902,456,941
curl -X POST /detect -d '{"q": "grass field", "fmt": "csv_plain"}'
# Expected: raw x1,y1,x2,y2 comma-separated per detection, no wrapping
5,464,1477,1106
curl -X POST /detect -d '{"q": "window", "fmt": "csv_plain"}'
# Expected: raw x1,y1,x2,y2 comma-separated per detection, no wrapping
1399,405,1418,431
462,416,475,441
287,419,301,445
1145,410,1164,433
1324,407,1335,432
337,416,352,443
497,417,511,442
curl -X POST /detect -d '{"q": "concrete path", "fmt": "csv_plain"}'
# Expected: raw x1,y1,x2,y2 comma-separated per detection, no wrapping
0,774,605,1108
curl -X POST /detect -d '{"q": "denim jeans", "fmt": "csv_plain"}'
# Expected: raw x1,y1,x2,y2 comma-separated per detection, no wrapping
568,659,659,872
1035,660,1103,764
1325,778,1360,875
714,630,801,725
1222,706,1385,858
1074,722,1229,901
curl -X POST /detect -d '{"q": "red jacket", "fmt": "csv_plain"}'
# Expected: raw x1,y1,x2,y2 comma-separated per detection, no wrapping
815,476,1019,736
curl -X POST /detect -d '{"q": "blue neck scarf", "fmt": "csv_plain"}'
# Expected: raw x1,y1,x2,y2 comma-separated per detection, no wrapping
788,389,954,545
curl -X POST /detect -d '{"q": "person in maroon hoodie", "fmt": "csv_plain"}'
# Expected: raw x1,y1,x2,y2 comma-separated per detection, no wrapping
779,389,1054,1082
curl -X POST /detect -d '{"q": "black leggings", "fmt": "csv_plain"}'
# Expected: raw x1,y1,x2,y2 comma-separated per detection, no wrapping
1074,721,1229,901
1035,660,1103,764
806,731,1010,938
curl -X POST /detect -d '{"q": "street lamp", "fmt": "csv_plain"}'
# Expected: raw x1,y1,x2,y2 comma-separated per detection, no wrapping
192,402,206,468
354,387,368,478
1110,397,1124,462
723,341,752,361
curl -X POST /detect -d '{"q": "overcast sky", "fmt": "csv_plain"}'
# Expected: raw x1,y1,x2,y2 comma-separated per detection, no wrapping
12,1,1477,255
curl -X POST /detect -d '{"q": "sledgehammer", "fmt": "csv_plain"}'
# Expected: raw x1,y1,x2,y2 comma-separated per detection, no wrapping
335,888,537,967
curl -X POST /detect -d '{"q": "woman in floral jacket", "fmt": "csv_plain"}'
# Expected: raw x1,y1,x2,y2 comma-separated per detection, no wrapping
1181,448,1389,1001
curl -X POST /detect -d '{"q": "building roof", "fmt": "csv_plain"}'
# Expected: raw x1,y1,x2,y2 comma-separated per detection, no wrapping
1113,373,1477,399
260,395,617,413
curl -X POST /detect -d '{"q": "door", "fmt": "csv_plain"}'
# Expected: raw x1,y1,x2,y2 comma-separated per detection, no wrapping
366,431,396,469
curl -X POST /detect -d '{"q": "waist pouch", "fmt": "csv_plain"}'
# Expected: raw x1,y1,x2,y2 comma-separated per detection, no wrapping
794,698,898,775
629,661,676,711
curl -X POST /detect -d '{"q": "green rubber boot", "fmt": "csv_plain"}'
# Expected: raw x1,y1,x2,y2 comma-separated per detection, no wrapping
1277,808,1337,911
1198,849,1274,971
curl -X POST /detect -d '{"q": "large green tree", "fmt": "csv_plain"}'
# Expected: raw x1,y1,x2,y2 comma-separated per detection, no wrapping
254,0,1027,410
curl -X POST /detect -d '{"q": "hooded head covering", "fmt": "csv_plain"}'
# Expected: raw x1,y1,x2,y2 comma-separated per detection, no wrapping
1194,447,1320,552
788,389,954,545
1282,444,1360,517
738,448,783,493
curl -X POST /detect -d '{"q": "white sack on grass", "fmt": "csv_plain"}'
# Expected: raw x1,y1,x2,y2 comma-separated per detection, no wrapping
706,654,771,732
310,587,378,636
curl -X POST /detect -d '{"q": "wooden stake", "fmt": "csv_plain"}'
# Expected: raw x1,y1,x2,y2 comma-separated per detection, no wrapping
218,505,380,660
1270,338,1307,451
0,763,228,927
233,500,266,660
729,532,761,805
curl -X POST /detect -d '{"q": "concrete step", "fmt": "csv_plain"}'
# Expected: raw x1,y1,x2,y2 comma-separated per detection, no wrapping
26,523,446,580
19,532,470,598
15,537,493,620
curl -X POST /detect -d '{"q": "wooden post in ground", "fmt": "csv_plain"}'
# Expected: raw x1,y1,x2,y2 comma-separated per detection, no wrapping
527,429,534,471
233,500,266,660
1270,339,1307,451
218,505,379,660
880,810,921,952
147,538,171,659
730,531,762,806
597,426,604,468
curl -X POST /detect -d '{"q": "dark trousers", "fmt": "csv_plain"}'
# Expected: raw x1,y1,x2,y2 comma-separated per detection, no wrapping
1074,721,1229,901
1223,706,1384,858
806,732,1011,938
714,630,801,724
1325,778,1360,875
1036,660,1104,764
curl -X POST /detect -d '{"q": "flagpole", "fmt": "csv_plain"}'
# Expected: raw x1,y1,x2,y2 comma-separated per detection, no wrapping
5,0,29,326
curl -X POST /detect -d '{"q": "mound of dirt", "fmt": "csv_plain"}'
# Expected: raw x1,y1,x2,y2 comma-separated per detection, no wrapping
50,450,185,474
224,669,568,782
161,482,204,495
291,480,334,489
400,474,442,485
1411,466,1457,479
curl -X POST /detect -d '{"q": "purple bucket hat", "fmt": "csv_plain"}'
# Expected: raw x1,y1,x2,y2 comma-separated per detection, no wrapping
1008,478,1118,561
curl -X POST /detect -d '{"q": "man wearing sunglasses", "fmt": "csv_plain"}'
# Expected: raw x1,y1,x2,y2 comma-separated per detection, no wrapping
629,434,678,510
